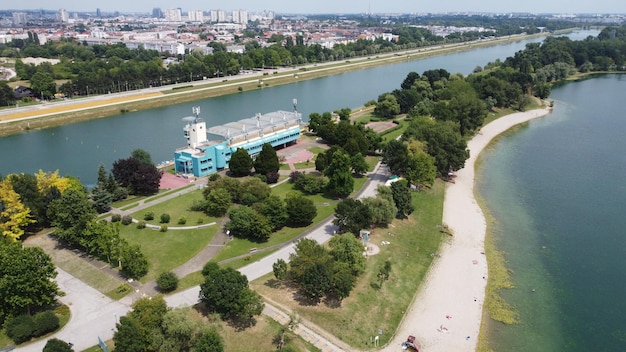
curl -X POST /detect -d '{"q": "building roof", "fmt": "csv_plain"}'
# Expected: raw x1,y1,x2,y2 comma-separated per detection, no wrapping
207,110,301,145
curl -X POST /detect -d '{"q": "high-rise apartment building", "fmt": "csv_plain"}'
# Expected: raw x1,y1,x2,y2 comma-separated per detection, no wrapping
232,9,248,24
188,10,204,22
12,12,27,26
210,9,227,23
59,9,69,22
164,8,182,22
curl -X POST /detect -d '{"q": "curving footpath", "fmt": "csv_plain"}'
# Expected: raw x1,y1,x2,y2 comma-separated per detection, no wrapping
16,107,551,352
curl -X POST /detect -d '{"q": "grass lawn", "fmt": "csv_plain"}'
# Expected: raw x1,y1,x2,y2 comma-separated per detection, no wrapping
251,179,445,349
130,189,218,226
381,119,409,142
119,225,218,283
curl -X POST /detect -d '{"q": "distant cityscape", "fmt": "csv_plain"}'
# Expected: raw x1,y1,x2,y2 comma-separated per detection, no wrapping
0,8,624,59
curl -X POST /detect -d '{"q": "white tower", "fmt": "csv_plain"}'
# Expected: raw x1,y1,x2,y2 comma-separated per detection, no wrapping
183,107,207,148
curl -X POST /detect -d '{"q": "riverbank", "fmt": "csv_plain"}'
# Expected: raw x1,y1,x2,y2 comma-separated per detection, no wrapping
0,31,559,138
392,106,552,352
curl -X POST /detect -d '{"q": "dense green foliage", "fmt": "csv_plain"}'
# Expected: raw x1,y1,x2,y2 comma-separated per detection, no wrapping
286,235,365,303
156,271,179,292
43,338,74,352
0,240,60,322
113,296,225,352
199,262,264,322
228,148,254,177
254,143,280,178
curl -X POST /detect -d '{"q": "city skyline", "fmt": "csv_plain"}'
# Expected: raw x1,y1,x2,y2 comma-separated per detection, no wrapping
6,0,626,15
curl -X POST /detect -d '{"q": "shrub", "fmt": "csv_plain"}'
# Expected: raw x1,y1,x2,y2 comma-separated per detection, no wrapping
33,310,59,336
111,213,121,222
208,173,221,182
177,216,187,225
6,314,35,344
156,272,179,292
197,218,204,224
144,212,154,220
160,225,168,232
121,215,133,225
43,338,74,352
266,171,280,184
160,213,170,223
136,221,146,229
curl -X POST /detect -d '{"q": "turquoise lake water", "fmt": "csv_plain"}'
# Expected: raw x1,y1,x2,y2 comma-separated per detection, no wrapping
477,74,626,351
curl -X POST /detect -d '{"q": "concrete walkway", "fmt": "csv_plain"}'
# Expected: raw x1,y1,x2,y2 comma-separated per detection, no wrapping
17,158,387,351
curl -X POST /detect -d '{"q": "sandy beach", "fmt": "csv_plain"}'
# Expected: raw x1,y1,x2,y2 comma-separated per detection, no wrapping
384,107,552,352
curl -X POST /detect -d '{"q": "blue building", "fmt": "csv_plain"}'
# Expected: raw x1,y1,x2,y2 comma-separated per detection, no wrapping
174,107,302,177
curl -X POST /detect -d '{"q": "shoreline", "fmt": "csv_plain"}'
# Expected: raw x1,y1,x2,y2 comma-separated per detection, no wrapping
386,106,552,352
0,32,558,138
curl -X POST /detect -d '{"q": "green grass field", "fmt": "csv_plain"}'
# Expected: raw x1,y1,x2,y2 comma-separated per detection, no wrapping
119,225,218,283
251,180,445,349
129,188,219,226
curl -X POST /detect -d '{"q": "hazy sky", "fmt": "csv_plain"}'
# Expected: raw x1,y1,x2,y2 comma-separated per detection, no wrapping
8,0,626,14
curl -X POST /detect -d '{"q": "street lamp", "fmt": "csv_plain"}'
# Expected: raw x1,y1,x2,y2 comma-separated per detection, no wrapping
86,85,89,96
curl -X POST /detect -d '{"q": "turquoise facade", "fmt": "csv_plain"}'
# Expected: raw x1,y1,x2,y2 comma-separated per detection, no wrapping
174,125,300,177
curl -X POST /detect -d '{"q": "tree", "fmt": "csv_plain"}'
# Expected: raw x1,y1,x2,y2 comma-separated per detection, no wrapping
91,167,112,214
362,196,397,227
350,152,369,176
288,238,331,281
285,194,317,227
192,329,224,352
0,179,34,241
332,198,372,235
239,177,270,205
7,173,45,225
0,241,60,320
226,206,272,241
405,151,437,188
204,188,232,217
157,272,179,292
382,139,409,176
391,180,414,218
132,163,161,195
113,316,148,352
199,263,263,320
229,148,253,177
30,71,56,99
374,93,401,118
47,188,96,245
273,258,288,280
255,195,288,231
128,296,168,338
131,148,153,165
301,263,332,302
43,338,74,352
329,233,366,275
324,150,354,198
254,143,280,176
119,243,149,279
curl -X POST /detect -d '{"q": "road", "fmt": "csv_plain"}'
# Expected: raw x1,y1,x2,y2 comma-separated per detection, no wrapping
16,162,390,352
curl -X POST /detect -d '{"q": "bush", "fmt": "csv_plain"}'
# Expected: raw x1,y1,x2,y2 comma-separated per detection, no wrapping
160,225,168,232
33,310,59,336
144,212,154,221
197,218,204,224
121,215,133,225
156,271,179,292
5,314,35,344
266,171,280,184
136,221,146,229
111,213,121,222
43,338,74,352
160,213,170,223
208,173,221,182
177,216,187,225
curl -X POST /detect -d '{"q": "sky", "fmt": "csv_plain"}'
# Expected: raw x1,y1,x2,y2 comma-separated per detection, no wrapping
7,0,626,15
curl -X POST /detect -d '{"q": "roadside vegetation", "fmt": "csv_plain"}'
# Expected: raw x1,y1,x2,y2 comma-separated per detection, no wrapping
1,24,626,350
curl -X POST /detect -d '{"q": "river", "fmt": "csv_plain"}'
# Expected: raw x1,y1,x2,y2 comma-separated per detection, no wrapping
477,74,626,351
0,31,596,185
